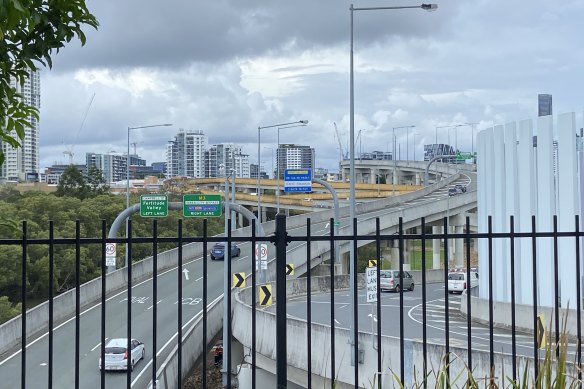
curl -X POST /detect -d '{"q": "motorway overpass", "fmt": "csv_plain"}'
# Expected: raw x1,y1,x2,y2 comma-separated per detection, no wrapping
0,167,477,388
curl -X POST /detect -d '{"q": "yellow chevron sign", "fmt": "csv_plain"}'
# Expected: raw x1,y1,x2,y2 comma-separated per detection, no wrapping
232,272,245,288
286,264,294,276
259,284,272,306
368,259,378,268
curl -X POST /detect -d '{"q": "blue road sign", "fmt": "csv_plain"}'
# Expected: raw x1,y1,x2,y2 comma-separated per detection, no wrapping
284,169,312,192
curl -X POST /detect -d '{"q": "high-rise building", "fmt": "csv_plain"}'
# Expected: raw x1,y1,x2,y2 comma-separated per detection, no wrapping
86,152,128,183
205,143,250,178
538,94,552,117
0,71,41,182
276,144,315,178
165,129,207,178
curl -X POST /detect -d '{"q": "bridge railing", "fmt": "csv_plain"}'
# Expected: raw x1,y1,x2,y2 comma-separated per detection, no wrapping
1,211,582,388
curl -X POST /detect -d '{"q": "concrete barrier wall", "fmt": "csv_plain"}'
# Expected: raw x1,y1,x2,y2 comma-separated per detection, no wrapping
232,275,570,389
152,295,224,389
0,239,210,355
459,292,584,339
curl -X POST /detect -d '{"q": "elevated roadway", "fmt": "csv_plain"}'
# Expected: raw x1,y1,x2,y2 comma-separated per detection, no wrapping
0,169,477,388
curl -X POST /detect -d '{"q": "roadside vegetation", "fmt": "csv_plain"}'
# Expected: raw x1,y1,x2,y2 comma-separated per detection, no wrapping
0,167,224,324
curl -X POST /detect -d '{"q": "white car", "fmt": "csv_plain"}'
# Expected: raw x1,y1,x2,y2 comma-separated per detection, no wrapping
447,271,479,294
99,338,145,371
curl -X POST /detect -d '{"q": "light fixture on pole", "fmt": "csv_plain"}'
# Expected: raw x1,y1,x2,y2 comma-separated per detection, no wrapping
263,146,274,179
391,125,415,196
413,132,419,161
257,120,308,227
126,123,173,211
276,123,308,213
125,123,172,268
349,3,437,376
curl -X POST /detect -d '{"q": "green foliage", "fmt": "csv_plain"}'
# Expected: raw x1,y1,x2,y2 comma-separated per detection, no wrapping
0,296,21,323
86,166,109,195
0,191,224,323
0,0,98,165
56,165,88,199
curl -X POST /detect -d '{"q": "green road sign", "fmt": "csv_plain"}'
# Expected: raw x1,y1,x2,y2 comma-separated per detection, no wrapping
183,194,222,217
140,194,168,217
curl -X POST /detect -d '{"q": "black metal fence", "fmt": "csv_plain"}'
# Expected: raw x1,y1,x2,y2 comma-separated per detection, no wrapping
0,214,583,388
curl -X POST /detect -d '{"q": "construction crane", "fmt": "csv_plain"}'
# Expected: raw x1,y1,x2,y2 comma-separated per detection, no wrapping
63,92,95,164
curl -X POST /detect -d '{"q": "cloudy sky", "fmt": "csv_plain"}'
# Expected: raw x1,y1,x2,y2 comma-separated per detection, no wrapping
40,0,584,173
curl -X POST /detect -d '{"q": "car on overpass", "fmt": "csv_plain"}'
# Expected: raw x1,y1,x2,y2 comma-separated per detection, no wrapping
99,338,145,371
379,270,415,293
448,184,467,196
210,242,241,260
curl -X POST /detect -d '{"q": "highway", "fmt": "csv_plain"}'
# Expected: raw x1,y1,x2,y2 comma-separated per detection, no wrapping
281,284,542,358
0,174,473,388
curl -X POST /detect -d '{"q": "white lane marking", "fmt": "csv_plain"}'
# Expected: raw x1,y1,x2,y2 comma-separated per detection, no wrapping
195,276,203,282
0,253,206,366
237,255,249,262
146,300,163,310
90,338,108,352
130,299,216,387
334,319,341,325
40,363,47,366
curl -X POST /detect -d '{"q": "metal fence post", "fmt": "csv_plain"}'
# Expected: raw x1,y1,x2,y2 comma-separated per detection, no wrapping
275,213,288,388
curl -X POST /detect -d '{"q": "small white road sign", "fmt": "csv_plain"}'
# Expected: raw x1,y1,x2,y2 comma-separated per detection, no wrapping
105,243,116,267
366,267,377,303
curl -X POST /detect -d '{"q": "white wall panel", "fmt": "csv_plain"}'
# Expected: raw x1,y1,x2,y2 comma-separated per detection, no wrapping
504,122,520,302
516,120,535,305
535,116,555,307
477,129,489,297
557,112,578,307
492,125,508,301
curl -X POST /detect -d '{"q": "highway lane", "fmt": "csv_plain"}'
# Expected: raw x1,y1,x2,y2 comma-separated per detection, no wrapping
281,284,577,361
0,178,471,387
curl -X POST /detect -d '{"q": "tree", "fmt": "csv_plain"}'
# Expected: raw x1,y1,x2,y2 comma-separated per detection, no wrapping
0,0,98,166
56,165,88,199
86,166,109,195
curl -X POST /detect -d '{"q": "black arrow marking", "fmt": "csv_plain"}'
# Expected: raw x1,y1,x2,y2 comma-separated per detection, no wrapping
285,264,294,275
537,315,545,349
233,273,245,288
260,285,272,306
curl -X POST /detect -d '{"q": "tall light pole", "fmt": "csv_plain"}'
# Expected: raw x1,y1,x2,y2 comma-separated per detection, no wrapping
276,123,308,213
413,132,419,161
126,123,172,210
125,123,172,268
350,3,437,372
263,146,274,178
257,120,308,226
392,125,415,195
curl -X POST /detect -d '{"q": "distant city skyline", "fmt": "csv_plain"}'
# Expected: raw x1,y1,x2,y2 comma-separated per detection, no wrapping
4,1,582,176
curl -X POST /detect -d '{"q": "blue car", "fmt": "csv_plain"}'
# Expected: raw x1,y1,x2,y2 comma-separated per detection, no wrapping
210,242,241,260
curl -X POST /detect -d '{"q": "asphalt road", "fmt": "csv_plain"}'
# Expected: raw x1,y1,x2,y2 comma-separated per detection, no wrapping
0,177,471,388
281,283,579,360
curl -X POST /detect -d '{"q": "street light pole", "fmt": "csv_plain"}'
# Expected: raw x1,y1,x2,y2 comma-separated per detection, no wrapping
413,132,419,161
257,120,308,226
126,123,173,210
275,123,308,213
125,123,172,268
263,147,274,178
350,3,436,372
392,125,415,195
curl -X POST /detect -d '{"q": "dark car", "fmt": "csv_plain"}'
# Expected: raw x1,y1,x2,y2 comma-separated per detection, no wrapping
448,185,465,196
210,243,241,260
